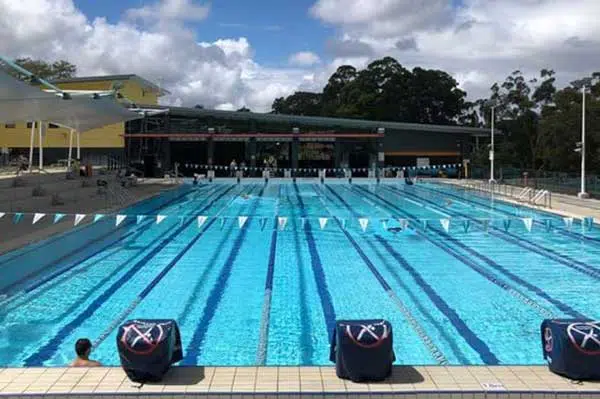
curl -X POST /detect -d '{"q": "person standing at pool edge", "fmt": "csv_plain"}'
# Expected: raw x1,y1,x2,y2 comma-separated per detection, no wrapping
71,338,102,367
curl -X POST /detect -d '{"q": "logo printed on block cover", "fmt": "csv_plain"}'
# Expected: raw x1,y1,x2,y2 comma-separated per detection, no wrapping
121,322,166,356
567,322,600,355
342,321,389,349
544,327,553,352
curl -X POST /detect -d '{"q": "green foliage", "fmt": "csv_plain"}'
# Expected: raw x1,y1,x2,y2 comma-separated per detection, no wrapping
271,56,466,124
9,58,76,81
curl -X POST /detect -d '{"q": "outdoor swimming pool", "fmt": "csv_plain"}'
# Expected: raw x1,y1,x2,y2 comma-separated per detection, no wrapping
0,180,599,367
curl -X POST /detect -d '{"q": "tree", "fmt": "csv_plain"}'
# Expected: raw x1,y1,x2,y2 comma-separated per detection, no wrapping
236,107,251,112
194,104,204,109
271,92,322,116
9,58,76,81
271,56,467,124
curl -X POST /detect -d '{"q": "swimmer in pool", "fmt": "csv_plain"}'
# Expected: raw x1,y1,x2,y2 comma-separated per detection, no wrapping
70,338,101,367
444,199,453,207
387,226,404,233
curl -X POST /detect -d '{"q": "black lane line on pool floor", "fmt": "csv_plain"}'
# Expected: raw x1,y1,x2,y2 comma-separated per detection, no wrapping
353,185,565,319
183,184,269,365
0,186,221,318
283,183,318,365
380,185,588,319
291,183,337,341
176,184,260,329
320,184,452,365
0,185,204,298
92,184,255,350
327,185,469,364
255,185,281,365
389,185,600,285
23,184,237,366
419,183,600,244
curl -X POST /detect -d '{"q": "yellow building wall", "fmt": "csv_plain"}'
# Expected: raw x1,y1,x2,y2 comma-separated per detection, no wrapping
0,78,159,150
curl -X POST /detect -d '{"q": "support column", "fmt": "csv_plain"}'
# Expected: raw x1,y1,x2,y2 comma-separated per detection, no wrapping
376,137,385,169
207,137,214,166
76,131,81,160
68,129,74,169
248,137,257,168
38,122,44,170
291,137,299,170
28,122,35,171
334,140,342,169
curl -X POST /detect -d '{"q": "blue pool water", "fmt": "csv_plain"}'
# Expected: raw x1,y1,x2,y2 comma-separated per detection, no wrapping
1,180,599,367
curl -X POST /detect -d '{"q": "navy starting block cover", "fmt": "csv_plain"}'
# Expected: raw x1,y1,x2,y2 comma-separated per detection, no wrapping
117,319,183,383
541,319,600,380
330,319,395,382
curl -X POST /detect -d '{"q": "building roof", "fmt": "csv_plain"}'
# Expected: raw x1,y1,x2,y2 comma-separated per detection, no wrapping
52,74,170,96
0,69,142,132
143,105,492,136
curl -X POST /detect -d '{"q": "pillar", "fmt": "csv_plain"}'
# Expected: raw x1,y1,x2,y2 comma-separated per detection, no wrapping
291,137,299,170
207,137,214,166
334,140,342,169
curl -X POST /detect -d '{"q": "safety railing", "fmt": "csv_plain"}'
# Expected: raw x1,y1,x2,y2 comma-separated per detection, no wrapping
459,181,552,208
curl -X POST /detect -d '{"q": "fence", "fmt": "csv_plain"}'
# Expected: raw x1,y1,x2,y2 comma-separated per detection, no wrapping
471,167,600,198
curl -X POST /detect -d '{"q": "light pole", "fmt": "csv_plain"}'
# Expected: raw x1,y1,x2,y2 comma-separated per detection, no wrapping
578,85,589,199
489,105,496,183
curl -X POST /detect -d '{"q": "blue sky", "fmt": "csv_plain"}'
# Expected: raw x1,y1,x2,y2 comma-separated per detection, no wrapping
74,0,333,66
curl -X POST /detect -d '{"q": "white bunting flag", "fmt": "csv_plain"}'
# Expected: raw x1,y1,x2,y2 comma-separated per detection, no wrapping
503,219,511,232
32,213,45,225
156,215,166,225
440,218,450,233
115,215,126,227
482,219,490,232
563,217,573,230
584,217,594,230
238,216,248,228
197,215,207,227
13,213,23,224
137,215,145,224
0,212,5,219
219,217,226,229
545,219,552,232
260,218,268,230
319,217,328,230
339,218,347,230
94,214,105,223
54,213,65,224
74,214,86,226
381,219,388,230
522,217,533,232
422,220,428,231
278,217,288,231
359,218,369,232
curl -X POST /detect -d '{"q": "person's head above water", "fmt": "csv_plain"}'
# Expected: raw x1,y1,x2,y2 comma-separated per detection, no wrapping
75,338,92,359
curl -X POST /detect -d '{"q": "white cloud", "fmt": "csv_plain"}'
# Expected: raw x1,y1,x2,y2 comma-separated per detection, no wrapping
126,0,210,23
311,0,600,100
0,0,307,112
289,51,321,66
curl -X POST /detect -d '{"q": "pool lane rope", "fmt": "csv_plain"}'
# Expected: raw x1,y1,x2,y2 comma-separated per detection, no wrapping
315,184,449,365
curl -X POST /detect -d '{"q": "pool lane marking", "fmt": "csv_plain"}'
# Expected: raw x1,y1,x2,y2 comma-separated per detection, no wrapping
255,185,281,365
0,185,205,298
389,185,600,282
176,184,260,327
0,186,218,309
23,184,237,366
255,185,281,364
291,183,337,341
421,183,600,243
91,184,250,349
183,184,269,365
321,185,453,365
286,184,317,364
354,185,565,320
328,185,471,363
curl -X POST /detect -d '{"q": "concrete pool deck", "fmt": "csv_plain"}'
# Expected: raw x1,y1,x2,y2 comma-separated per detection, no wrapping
1,365,600,398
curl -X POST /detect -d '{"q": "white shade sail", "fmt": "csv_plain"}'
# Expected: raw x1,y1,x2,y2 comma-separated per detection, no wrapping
0,69,142,132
